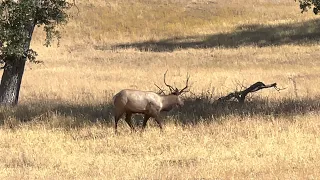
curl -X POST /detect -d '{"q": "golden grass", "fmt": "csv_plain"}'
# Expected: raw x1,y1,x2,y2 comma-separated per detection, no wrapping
1,115,320,179
1,0,320,179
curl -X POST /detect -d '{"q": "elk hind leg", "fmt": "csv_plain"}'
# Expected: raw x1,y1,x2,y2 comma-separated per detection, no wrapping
142,115,151,130
114,110,124,134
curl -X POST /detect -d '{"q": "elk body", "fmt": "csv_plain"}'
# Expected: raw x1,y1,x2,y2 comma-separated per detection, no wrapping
113,71,189,133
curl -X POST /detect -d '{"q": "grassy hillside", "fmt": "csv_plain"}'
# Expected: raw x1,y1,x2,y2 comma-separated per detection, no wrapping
1,0,320,179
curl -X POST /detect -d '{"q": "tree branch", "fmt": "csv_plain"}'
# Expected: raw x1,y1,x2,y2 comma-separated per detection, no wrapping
218,81,285,103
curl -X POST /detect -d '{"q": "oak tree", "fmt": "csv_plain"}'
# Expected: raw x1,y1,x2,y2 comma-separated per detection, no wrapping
0,0,72,105
297,0,320,14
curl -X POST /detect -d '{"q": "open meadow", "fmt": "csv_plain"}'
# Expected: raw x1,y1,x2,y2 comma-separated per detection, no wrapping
1,0,320,179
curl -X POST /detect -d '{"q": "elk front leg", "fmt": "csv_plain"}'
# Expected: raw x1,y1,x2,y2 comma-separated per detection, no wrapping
154,116,163,131
125,113,136,132
146,102,163,131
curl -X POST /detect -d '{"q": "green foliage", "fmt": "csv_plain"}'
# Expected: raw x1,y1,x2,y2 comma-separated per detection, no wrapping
297,0,320,14
0,0,72,63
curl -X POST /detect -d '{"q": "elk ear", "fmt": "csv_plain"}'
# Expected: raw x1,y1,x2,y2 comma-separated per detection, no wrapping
171,88,180,95
175,88,179,94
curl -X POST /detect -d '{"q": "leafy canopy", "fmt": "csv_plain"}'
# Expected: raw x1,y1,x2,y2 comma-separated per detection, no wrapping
0,0,72,62
297,0,320,14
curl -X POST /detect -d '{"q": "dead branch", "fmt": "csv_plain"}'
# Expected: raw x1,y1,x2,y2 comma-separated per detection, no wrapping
218,81,285,103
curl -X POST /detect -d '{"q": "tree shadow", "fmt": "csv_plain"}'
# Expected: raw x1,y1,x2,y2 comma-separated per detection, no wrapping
0,95,319,129
0,100,115,129
109,18,320,52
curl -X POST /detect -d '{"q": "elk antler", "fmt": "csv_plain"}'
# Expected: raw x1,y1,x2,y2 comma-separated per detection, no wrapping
163,70,175,93
154,83,165,95
179,73,190,94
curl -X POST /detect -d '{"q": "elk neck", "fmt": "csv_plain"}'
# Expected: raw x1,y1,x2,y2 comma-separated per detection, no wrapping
160,94,179,111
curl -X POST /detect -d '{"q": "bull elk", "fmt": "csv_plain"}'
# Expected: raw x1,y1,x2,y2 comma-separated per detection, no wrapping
112,71,190,133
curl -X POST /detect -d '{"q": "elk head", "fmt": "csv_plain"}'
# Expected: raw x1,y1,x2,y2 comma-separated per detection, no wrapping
155,70,190,107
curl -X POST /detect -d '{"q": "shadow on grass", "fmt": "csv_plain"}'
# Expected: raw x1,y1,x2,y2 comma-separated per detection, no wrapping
108,18,320,52
171,95,320,125
0,96,319,129
0,100,114,129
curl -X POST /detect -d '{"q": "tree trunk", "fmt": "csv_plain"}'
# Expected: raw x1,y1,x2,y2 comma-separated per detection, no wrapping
0,58,26,105
0,18,35,106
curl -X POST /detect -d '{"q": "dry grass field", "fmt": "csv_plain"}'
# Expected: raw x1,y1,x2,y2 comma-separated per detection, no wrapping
1,0,320,179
